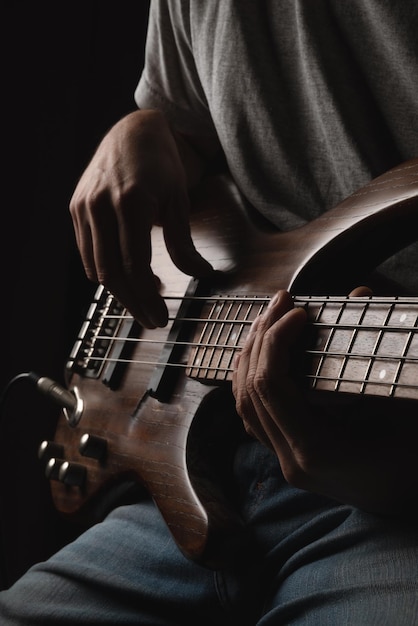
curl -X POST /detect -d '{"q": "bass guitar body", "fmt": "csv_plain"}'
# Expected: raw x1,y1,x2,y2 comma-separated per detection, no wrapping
41,159,418,568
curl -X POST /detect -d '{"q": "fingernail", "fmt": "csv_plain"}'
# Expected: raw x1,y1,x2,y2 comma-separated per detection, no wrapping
153,312,168,328
151,301,168,327
267,293,279,310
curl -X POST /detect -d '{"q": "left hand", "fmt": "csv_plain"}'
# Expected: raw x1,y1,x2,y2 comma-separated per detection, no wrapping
232,289,418,515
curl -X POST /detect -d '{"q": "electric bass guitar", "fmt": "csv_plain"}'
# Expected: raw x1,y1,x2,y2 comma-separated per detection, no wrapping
40,159,418,568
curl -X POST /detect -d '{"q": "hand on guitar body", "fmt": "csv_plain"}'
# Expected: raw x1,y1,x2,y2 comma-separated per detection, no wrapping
233,288,417,517
69,109,214,328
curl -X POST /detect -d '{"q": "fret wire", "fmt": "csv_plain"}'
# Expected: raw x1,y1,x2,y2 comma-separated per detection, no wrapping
190,312,210,379
215,300,240,375
196,302,216,379
222,299,267,380
391,312,418,396
307,298,328,390
390,333,410,397
189,299,222,379
313,299,346,391
336,299,369,392
218,300,245,381
204,299,234,378
205,298,234,377
360,301,394,394
208,299,243,381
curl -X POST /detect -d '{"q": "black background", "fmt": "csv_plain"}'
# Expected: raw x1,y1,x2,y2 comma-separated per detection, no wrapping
1,2,150,587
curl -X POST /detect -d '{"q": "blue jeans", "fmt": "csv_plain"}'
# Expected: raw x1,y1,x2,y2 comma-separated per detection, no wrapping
1,437,417,624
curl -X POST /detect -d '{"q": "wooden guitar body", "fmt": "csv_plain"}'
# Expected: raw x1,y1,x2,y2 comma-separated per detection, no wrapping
41,159,418,568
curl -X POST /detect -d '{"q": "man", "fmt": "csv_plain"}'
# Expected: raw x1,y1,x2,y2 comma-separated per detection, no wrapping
1,1,417,623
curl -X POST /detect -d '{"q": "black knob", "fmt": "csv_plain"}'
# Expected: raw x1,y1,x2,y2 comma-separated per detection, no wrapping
38,440,64,463
79,433,107,461
45,457,65,481
58,461,87,487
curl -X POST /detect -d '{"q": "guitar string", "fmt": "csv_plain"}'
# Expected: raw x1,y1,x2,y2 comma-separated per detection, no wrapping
70,353,418,374
97,292,418,312
68,353,417,391
94,293,418,342
96,318,418,333
101,294,418,333
79,320,418,359
89,333,418,363
70,342,418,373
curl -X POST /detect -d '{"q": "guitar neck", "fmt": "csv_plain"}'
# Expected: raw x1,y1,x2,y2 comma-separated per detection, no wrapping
187,294,418,402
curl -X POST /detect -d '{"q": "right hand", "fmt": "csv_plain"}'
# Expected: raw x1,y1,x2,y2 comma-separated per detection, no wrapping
69,109,213,328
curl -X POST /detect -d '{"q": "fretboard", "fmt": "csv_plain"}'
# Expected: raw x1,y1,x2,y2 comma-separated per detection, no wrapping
187,295,418,401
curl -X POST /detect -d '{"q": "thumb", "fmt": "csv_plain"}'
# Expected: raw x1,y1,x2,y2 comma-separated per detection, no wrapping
163,191,214,277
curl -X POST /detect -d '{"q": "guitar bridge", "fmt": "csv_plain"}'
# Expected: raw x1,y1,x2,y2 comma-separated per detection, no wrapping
66,285,139,387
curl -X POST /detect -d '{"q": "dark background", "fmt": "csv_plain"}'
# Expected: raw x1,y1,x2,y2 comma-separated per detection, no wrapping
1,2,150,587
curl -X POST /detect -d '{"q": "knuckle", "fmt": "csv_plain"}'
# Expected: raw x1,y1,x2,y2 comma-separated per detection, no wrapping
71,190,105,220
246,369,258,399
235,396,250,421
253,368,269,397
114,185,138,211
234,387,252,420
252,361,274,400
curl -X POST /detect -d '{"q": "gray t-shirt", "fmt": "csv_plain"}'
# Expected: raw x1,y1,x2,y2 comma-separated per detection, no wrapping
135,0,417,288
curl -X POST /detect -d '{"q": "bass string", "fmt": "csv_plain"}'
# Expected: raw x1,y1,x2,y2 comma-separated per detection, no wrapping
71,350,418,371
96,318,418,336
90,332,418,360
71,338,418,379
101,293,418,333
67,354,416,391
103,293,418,314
